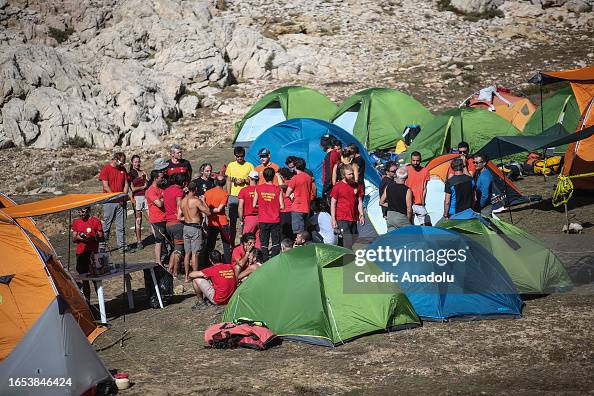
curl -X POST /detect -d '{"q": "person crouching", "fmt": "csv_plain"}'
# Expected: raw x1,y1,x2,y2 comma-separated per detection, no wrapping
188,250,237,309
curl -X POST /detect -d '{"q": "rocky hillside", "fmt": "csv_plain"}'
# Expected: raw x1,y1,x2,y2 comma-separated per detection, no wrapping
0,0,593,193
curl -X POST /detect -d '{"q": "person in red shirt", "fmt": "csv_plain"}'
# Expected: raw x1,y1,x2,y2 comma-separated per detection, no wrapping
238,171,261,248
145,162,168,266
188,250,237,308
331,164,364,250
202,175,232,265
321,134,341,198
285,157,313,235
98,152,129,251
253,167,284,261
406,151,431,225
255,148,283,185
278,167,294,240
447,141,476,178
231,232,256,270
165,144,193,179
164,172,187,276
128,154,148,250
72,207,105,301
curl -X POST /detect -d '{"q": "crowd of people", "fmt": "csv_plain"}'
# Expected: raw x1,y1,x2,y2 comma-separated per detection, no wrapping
73,137,494,309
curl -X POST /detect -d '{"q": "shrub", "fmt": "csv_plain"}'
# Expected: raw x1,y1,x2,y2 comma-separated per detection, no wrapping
48,27,75,44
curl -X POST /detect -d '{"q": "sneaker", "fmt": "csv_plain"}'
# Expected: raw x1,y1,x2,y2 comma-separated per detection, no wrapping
203,298,215,306
136,241,144,250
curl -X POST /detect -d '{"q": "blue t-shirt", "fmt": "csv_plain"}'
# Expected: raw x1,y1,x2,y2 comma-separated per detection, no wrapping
474,168,493,210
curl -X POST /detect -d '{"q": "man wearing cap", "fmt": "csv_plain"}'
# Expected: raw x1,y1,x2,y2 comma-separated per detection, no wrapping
225,146,254,246
166,144,193,178
238,171,261,248
255,148,283,185
72,206,104,301
98,152,129,251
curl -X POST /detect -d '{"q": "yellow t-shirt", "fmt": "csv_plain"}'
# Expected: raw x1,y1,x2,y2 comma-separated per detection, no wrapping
225,161,255,196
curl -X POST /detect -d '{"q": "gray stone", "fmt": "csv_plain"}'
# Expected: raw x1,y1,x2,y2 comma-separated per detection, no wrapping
179,95,200,118
566,0,592,12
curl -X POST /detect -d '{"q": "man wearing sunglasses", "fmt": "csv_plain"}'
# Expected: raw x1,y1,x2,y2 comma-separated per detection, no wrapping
472,153,493,217
98,152,129,251
225,146,255,246
379,161,397,218
448,141,475,179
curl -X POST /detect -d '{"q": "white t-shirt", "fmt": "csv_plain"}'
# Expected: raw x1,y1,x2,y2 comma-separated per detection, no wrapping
310,212,337,245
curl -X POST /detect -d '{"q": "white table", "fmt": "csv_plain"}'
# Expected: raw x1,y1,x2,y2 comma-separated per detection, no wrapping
72,262,164,323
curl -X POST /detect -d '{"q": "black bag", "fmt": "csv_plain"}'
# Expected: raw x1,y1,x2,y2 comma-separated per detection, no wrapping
144,264,173,308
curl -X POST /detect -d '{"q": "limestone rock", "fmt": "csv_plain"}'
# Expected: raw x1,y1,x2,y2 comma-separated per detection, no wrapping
450,0,504,15
179,95,200,117
566,0,592,12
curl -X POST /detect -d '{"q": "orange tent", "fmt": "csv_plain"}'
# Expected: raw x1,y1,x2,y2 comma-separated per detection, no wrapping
0,193,123,393
530,65,594,190
466,86,537,131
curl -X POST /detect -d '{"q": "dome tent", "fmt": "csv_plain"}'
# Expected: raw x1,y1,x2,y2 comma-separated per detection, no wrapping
246,118,388,238
332,88,434,151
523,86,580,136
404,107,521,164
233,86,337,147
223,244,421,346
368,226,523,321
438,209,573,295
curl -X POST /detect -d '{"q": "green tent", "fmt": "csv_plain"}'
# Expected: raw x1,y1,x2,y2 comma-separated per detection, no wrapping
233,86,337,146
404,107,521,163
438,215,573,295
223,244,421,346
332,88,433,151
523,86,581,136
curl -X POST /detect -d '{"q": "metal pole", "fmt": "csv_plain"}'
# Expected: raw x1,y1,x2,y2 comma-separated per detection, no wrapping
540,83,547,182
122,199,126,324
67,210,72,271
497,139,513,224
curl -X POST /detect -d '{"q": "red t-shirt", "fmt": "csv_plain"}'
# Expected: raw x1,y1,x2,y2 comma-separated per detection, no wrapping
232,245,246,267
255,162,280,185
145,185,166,223
447,158,476,178
128,169,146,197
255,184,282,223
322,149,341,186
204,187,229,227
331,180,363,222
72,216,103,255
163,185,184,223
201,264,237,305
98,164,127,193
281,190,292,213
238,185,258,217
287,172,313,214
406,165,429,205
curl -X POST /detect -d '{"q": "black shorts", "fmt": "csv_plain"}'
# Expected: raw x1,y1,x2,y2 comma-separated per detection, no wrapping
151,222,167,244
166,222,185,254
76,252,93,275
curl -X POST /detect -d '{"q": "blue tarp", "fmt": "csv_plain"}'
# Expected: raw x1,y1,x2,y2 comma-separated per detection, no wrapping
367,226,523,321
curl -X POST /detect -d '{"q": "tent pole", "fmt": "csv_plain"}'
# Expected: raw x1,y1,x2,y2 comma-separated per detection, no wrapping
67,209,72,271
497,139,513,224
122,199,126,326
540,83,547,182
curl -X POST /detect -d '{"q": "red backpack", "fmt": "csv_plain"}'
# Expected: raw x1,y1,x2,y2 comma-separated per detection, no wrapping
204,322,278,350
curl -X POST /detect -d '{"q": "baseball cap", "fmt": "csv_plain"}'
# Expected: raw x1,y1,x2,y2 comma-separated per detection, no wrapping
248,171,260,179
258,148,271,157
153,158,168,171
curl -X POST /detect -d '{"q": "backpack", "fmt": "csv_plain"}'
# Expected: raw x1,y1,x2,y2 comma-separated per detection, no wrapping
143,264,173,308
204,322,279,350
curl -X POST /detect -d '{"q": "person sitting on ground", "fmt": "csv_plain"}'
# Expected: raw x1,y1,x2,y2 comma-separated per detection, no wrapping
72,207,105,301
231,232,256,271
380,166,413,231
236,248,263,282
448,141,475,178
188,250,237,309
309,198,337,245
128,154,148,249
294,231,312,246
164,172,187,276
280,238,294,252
145,162,169,266
444,158,475,219
181,180,211,282
472,153,493,217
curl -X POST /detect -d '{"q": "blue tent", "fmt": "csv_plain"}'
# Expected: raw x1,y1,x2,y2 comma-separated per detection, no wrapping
367,226,523,321
246,118,387,237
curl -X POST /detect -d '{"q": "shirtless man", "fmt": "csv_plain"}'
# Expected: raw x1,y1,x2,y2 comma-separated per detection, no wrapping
181,180,211,281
